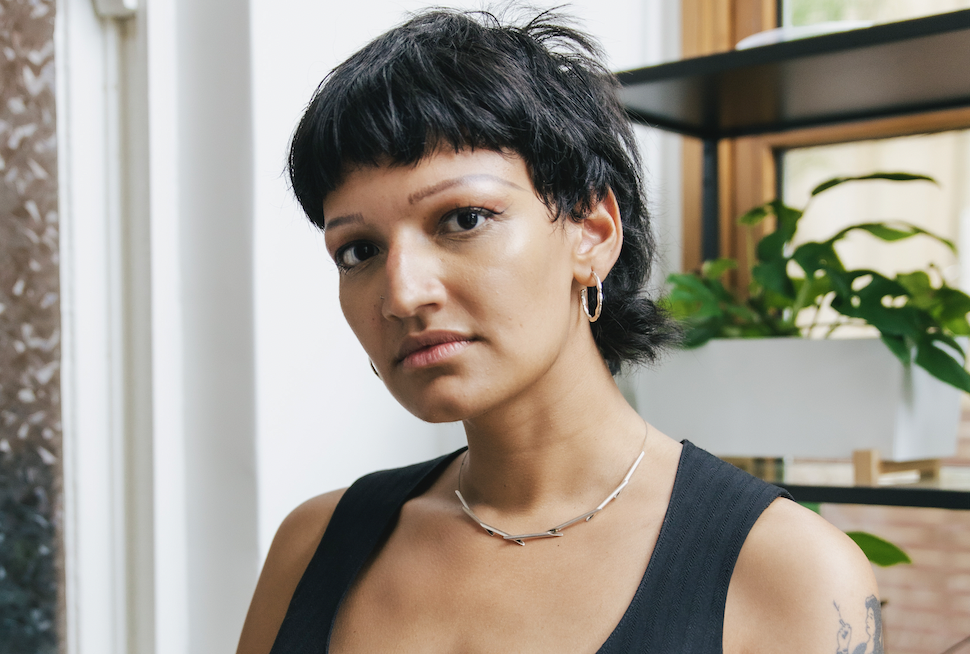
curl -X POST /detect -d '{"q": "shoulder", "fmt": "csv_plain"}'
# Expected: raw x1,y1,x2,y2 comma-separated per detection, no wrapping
235,488,347,654
725,498,881,654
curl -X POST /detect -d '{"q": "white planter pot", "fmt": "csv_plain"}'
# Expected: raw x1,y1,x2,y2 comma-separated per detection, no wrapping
623,337,962,460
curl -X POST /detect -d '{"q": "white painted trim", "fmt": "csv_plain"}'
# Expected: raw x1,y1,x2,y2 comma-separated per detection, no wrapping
143,0,192,650
58,1,156,652
58,1,132,652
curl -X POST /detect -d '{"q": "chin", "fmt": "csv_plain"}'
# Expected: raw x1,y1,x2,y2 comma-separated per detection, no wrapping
387,375,483,424
396,393,476,424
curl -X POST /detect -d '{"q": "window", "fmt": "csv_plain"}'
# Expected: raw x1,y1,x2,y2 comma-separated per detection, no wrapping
679,2,970,649
784,0,970,27
782,130,970,336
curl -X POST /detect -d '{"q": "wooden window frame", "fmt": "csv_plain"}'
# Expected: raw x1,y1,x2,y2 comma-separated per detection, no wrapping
680,0,970,293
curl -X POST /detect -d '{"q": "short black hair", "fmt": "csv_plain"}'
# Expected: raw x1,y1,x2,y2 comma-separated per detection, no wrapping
288,7,678,373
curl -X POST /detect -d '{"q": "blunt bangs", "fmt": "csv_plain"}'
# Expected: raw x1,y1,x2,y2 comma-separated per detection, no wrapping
288,8,635,230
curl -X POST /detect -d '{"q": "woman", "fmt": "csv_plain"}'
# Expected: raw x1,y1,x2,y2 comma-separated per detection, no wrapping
238,8,881,653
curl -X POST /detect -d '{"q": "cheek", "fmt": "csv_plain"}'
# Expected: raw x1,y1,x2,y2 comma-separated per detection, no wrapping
461,225,575,333
338,283,381,351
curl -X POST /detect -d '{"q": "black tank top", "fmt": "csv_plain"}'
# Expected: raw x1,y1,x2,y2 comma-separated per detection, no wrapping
270,441,792,653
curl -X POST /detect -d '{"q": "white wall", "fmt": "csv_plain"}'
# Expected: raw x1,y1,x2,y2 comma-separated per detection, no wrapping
59,2,683,652
249,0,683,559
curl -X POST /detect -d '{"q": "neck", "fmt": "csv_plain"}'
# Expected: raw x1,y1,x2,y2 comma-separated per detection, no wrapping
457,342,648,517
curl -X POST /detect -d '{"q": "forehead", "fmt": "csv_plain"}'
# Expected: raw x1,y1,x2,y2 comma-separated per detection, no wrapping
322,149,536,221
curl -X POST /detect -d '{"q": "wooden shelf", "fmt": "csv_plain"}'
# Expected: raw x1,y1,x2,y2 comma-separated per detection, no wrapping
617,9,970,139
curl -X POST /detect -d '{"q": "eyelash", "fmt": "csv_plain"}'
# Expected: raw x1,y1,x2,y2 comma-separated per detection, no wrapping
334,241,380,271
333,206,500,272
440,206,498,234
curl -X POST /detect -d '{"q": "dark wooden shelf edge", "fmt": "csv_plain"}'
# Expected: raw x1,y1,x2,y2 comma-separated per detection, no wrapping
617,9,970,139
775,484,970,510
624,98,970,141
615,9,970,84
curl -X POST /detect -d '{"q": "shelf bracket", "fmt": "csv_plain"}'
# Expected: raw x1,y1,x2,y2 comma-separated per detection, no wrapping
701,138,720,262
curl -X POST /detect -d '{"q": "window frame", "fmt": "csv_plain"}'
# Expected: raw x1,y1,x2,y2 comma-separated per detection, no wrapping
679,0,970,293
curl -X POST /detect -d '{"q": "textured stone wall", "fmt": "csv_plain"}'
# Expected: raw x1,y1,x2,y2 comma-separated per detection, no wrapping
0,0,61,652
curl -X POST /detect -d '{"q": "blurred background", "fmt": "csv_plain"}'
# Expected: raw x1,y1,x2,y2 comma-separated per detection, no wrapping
0,0,967,652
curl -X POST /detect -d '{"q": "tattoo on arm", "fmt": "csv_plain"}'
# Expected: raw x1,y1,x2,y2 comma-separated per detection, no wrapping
833,596,883,654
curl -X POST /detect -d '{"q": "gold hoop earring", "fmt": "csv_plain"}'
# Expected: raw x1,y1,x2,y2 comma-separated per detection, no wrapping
369,359,381,379
581,270,604,323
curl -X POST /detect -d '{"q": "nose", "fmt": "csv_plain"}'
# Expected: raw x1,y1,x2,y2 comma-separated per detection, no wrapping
380,239,446,321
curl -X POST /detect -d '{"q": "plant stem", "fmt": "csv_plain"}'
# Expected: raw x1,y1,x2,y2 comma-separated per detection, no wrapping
806,298,823,338
825,319,845,339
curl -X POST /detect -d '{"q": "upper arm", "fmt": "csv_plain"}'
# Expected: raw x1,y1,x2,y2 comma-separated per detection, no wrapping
725,498,882,654
236,488,347,654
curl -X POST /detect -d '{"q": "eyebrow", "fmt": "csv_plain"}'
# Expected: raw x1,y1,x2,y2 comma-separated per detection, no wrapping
407,173,525,204
324,174,525,230
323,212,363,231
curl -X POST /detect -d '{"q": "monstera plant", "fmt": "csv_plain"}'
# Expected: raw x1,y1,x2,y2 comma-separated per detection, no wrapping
664,172,970,393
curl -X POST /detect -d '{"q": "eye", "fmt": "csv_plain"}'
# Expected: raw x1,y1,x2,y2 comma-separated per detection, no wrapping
441,207,494,233
335,241,380,269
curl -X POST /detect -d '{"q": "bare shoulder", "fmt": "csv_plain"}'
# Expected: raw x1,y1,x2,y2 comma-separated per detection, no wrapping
724,498,882,654
236,488,348,654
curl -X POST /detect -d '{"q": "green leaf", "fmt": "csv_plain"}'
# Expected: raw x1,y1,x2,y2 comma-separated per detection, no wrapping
846,531,911,567
682,322,723,349
895,271,932,298
828,222,956,253
723,303,762,323
793,241,844,279
799,502,821,514
752,261,796,299
751,201,803,264
943,315,970,337
811,172,936,197
756,230,787,264
932,331,966,358
880,334,912,365
936,287,970,323
702,257,738,281
738,204,770,226
666,275,723,320
914,336,970,393
829,270,924,338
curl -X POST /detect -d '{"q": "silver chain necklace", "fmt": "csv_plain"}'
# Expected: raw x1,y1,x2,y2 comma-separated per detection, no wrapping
455,427,648,546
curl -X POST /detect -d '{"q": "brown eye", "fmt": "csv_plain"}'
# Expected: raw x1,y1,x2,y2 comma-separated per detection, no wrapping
442,208,493,233
336,242,379,269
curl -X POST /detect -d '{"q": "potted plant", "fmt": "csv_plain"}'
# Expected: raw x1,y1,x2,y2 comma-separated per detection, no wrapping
627,173,970,460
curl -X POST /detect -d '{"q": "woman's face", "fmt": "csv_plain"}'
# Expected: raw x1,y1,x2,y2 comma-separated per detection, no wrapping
322,148,588,422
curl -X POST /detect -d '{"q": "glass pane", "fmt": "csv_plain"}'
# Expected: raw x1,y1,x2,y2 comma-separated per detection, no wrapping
783,0,970,27
782,130,970,336
0,0,63,652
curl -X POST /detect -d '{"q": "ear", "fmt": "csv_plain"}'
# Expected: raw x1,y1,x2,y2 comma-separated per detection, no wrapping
572,188,623,286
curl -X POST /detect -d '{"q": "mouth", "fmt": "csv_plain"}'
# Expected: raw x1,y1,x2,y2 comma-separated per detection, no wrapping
396,331,475,369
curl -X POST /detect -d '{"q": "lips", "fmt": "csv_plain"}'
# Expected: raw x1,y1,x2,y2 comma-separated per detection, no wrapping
396,331,474,368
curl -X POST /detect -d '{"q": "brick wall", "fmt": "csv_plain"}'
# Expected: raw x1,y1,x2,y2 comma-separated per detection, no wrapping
820,406,970,654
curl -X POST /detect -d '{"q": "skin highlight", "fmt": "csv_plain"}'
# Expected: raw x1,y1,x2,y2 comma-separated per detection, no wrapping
323,149,609,426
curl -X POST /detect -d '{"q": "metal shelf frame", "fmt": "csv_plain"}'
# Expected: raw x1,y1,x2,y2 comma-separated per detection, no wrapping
776,483,969,510
617,9,970,261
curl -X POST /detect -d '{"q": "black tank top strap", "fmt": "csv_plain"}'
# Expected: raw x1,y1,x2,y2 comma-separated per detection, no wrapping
269,448,466,654
271,442,791,653
598,440,793,653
